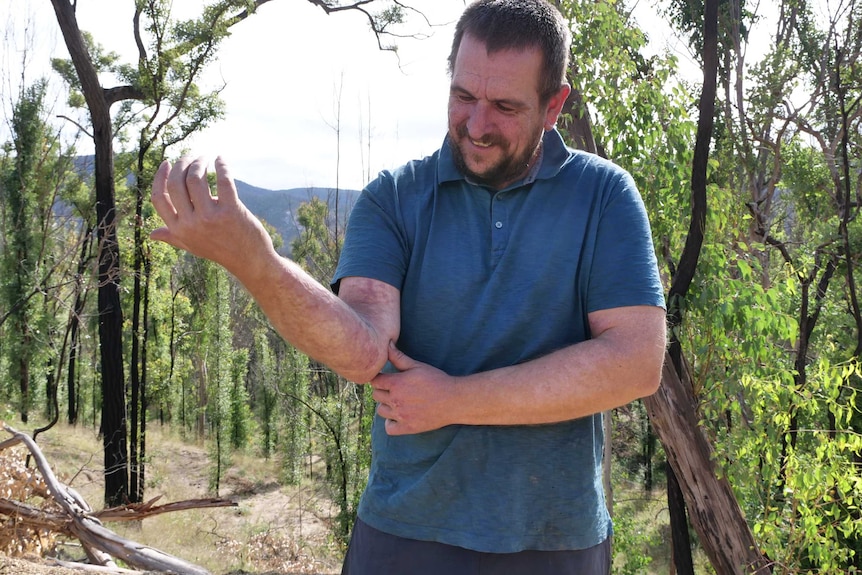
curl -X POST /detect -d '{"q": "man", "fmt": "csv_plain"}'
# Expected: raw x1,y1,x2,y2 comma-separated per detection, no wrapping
150,1,666,573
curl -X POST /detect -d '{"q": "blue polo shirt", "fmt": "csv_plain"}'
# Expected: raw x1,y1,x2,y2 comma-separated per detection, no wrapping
332,128,665,553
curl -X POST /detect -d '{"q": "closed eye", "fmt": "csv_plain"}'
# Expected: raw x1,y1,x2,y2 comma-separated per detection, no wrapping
452,90,476,104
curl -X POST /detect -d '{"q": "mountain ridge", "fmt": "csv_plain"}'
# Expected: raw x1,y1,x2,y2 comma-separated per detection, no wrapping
71,155,360,255
234,179,359,254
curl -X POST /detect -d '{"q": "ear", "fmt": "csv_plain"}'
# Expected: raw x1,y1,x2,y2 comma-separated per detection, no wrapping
544,83,572,131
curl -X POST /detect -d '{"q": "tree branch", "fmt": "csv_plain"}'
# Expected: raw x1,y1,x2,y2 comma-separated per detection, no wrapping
1,425,235,575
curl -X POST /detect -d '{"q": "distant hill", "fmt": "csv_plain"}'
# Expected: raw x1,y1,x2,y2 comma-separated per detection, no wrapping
234,180,359,254
71,155,360,256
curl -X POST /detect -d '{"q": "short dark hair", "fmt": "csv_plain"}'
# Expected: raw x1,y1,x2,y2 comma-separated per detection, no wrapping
448,0,571,103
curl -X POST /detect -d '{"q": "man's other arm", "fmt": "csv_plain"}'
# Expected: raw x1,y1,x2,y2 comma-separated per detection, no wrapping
372,305,666,434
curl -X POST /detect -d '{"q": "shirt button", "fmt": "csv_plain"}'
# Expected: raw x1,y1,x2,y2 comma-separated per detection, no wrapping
495,221,503,229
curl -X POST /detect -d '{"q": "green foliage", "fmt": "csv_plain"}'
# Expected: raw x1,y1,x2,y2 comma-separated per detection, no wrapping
206,264,238,494
0,79,78,423
309,378,374,542
611,502,659,575
291,196,342,283
744,360,862,572
678,182,862,571
559,0,697,250
250,330,279,460
50,31,123,108
278,346,312,485
778,139,835,229
661,0,754,72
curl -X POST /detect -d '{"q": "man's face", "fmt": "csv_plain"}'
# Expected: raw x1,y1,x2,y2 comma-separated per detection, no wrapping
448,34,565,190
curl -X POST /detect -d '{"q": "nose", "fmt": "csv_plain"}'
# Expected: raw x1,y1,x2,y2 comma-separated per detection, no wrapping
465,101,493,140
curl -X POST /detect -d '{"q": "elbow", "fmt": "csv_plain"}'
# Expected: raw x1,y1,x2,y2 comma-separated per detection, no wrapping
335,346,389,384
640,324,667,398
637,371,662,398
635,348,666,399
340,368,381,385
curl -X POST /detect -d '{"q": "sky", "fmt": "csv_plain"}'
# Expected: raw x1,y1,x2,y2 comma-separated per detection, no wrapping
0,0,702,191
0,0,468,191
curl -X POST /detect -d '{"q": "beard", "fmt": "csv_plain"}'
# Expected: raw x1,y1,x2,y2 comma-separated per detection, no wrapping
450,124,542,190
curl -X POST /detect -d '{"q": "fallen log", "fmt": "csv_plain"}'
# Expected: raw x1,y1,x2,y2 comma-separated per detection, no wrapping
0,423,237,574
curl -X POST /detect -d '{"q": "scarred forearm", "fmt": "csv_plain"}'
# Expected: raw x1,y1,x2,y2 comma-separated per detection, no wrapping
150,157,399,383
239,252,399,383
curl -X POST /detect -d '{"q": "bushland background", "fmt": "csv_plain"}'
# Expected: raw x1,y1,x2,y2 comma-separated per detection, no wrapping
1,1,860,573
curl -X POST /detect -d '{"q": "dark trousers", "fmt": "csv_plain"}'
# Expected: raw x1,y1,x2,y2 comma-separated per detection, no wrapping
341,519,611,575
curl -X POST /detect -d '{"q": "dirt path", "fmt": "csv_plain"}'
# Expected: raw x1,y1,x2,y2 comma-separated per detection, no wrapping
1,425,343,574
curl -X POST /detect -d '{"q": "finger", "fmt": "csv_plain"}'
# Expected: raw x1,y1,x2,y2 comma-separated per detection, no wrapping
164,156,196,216
150,160,176,220
387,342,419,371
376,400,390,417
384,417,401,436
213,156,241,208
370,372,391,391
149,225,190,251
184,157,215,212
150,160,189,249
371,386,389,403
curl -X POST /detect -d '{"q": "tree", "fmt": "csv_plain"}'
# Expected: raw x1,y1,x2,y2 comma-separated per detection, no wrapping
651,0,862,570
558,0,774,571
47,0,430,508
1,81,51,423
50,0,130,506
284,195,374,541
0,77,86,428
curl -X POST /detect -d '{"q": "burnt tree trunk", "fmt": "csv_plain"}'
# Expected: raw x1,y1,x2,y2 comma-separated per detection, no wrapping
644,356,771,574
67,224,93,426
50,0,129,507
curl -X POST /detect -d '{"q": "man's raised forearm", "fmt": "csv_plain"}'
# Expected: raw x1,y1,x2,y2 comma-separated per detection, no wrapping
149,157,398,383
235,252,398,384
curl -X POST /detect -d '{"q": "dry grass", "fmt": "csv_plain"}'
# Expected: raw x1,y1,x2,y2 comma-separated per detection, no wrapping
1,417,343,574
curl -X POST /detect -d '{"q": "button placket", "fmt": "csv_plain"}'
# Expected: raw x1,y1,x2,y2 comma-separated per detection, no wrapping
490,194,509,265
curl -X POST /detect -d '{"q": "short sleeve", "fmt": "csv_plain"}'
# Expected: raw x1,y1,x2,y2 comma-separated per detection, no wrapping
586,170,666,312
331,172,408,294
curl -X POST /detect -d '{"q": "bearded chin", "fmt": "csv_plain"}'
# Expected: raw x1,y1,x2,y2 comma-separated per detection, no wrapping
449,126,538,190
450,129,536,190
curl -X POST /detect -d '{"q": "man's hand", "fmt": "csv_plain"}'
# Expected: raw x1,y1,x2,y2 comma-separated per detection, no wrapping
150,156,275,278
371,343,458,436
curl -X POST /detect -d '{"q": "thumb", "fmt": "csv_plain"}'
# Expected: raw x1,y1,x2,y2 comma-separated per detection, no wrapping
387,342,418,371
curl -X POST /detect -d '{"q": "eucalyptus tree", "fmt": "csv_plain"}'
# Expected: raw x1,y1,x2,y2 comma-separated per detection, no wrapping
1,82,51,423
47,0,423,506
288,196,373,540
555,0,782,572
0,80,85,426
658,0,862,570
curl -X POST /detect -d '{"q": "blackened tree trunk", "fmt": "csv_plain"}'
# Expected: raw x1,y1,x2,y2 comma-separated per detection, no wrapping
50,0,128,507
643,0,769,571
67,224,93,426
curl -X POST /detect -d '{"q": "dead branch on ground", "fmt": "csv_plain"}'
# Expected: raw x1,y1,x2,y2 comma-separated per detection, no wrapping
0,423,237,574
